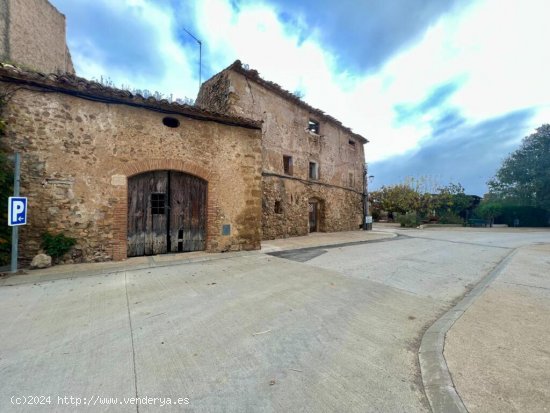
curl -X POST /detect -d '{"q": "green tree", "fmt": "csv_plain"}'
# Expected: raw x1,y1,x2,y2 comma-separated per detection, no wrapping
371,184,420,215
435,183,472,216
371,178,473,220
0,92,13,265
475,201,503,226
488,124,550,210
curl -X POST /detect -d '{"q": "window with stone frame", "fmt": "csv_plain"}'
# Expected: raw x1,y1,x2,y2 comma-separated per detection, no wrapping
283,155,293,175
309,161,319,180
308,119,320,134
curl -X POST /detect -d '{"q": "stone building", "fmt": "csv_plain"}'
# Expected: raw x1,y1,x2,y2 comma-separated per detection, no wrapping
0,63,263,263
0,0,367,264
197,61,368,239
0,0,74,74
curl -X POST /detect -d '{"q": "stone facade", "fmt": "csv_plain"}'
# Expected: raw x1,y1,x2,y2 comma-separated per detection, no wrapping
0,0,74,74
197,61,367,239
0,64,262,263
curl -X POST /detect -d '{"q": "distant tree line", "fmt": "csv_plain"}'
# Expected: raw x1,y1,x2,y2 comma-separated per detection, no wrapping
371,124,550,227
370,178,479,227
483,124,550,226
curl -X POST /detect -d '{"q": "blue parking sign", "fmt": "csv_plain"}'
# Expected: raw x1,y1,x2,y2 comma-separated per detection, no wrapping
8,197,27,226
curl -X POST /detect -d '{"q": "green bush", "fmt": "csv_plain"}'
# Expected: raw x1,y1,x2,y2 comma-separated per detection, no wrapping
398,212,419,228
0,96,13,266
438,212,464,224
41,232,76,261
495,205,550,227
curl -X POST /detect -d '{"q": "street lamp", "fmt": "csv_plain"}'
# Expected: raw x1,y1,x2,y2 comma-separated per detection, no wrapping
364,172,374,230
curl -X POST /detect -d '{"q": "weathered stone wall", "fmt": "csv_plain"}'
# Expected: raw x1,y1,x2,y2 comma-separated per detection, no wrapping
262,176,363,239
1,85,262,263
198,67,366,239
0,0,74,74
195,71,232,115
0,0,8,60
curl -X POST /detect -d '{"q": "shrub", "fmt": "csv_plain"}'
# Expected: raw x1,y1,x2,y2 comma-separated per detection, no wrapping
41,232,76,261
438,212,464,224
495,205,550,227
0,95,13,266
398,212,419,228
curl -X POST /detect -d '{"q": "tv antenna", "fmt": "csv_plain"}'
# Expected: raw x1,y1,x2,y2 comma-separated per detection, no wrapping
182,27,202,89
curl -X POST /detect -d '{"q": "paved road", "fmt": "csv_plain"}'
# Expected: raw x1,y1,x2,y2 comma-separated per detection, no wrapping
0,228,548,412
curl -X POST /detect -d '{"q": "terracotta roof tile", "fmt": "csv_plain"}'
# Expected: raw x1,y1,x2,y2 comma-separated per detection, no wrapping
0,62,262,130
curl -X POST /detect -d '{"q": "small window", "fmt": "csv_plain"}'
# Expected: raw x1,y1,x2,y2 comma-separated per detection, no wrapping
348,139,356,149
308,119,320,134
162,116,180,128
274,200,283,214
151,193,166,215
309,161,319,180
283,155,293,175
348,172,354,187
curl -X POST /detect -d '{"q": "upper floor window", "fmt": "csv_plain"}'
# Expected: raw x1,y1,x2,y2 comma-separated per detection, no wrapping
308,119,320,134
348,139,356,149
283,155,293,175
348,172,354,187
309,161,319,180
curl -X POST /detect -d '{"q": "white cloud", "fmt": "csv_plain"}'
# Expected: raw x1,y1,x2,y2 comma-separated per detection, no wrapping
61,0,550,166
64,0,198,100
191,0,550,163
448,0,550,121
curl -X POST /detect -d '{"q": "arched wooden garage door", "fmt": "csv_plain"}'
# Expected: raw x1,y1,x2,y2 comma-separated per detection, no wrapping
127,170,207,257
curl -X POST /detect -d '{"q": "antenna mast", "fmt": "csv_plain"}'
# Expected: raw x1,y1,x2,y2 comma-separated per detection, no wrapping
182,27,202,89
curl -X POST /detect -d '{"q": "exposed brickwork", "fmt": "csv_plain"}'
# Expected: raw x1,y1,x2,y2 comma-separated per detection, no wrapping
0,0,74,74
1,84,262,264
197,62,367,239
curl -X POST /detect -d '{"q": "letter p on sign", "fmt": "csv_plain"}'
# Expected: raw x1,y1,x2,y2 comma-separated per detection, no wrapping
8,197,27,226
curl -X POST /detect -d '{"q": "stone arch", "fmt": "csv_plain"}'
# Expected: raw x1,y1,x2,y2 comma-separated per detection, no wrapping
110,159,219,260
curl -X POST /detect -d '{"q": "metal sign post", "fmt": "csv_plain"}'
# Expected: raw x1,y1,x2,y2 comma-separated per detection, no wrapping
10,153,21,273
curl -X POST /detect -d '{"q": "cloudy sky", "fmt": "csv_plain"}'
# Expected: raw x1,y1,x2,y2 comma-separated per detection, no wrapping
50,0,550,195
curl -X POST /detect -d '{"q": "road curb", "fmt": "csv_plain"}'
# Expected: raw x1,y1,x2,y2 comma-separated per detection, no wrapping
0,250,258,286
419,247,519,413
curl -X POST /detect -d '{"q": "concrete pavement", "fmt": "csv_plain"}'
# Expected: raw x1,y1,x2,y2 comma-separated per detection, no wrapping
0,227,549,412
0,253,434,412
260,229,394,252
444,243,550,413
0,230,392,286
